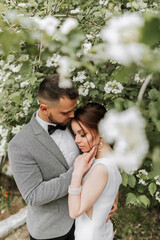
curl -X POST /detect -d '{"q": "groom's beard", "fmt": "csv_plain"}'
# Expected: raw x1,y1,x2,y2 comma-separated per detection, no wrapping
48,113,70,126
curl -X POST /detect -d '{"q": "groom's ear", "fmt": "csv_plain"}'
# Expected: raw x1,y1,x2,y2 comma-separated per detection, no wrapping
40,103,48,114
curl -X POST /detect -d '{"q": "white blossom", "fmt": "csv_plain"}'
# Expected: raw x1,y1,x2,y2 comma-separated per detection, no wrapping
0,60,4,66
58,57,71,78
105,11,113,19
60,18,78,35
138,179,147,185
59,78,73,88
138,169,148,176
7,54,15,62
99,0,109,6
73,71,86,83
18,3,27,8
70,8,82,14
99,107,149,173
155,191,160,203
23,99,31,108
34,16,59,36
46,54,61,68
134,73,145,83
0,126,8,138
78,87,89,96
86,34,94,40
15,111,24,120
127,1,147,10
90,82,95,89
83,42,92,55
101,13,149,66
154,175,160,186
114,5,121,12
9,63,22,72
104,80,123,94
78,81,95,96
20,81,30,88
11,125,22,134
23,99,31,115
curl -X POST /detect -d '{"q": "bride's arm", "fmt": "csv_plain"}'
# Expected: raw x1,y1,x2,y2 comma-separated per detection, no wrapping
68,163,109,219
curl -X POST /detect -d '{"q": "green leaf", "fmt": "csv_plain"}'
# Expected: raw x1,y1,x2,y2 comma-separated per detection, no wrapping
148,182,157,196
30,76,37,85
128,175,136,188
121,172,128,187
10,92,21,104
148,89,159,100
137,184,146,193
126,193,137,205
139,195,150,208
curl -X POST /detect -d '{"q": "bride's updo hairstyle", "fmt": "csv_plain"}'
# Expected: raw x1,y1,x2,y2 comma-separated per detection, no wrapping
74,103,106,133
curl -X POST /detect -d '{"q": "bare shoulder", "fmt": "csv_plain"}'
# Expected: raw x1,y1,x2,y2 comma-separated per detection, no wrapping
90,162,109,179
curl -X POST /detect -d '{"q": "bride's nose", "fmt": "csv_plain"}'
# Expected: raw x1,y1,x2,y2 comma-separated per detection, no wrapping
75,134,81,143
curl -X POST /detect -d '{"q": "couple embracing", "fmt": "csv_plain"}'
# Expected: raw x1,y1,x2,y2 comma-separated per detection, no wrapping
8,74,121,240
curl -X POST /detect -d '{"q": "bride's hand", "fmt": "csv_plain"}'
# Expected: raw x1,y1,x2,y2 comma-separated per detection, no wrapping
73,146,97,176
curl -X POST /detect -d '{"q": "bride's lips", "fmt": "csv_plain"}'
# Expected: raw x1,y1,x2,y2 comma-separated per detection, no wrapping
78,146,85,149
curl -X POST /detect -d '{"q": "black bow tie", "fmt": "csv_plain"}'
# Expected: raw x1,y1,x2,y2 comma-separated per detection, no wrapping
48,124,66,135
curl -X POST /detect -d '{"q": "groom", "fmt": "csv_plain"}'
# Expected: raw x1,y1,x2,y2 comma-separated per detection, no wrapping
8,74,117,240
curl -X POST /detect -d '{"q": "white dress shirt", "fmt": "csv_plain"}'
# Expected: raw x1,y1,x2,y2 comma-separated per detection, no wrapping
36,111,80,167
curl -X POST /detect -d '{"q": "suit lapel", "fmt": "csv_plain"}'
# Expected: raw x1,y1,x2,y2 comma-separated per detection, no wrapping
30,113,69,170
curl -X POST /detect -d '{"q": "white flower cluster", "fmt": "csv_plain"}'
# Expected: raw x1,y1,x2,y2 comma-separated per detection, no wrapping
15,111,25,120
9,63,22,72
23,99,32,115
57,57,75,88
136,169,148,185
104,80,123,94
20,81,29,88
78,81,95,96
33,15,59,36
99,0,108,6
126,0,147,10
154,175,160,186
46,54,61,68
70,8,83,14
101,12,149,66
83,42,92,55
155,191,160,203
0,126,8,162
60,18,78,35
99,107,149,173
73,71,86,83
17,3,27,8
134,73,145,83
11,125,22,135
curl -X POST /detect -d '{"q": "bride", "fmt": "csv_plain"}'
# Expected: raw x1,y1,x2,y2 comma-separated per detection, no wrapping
68,103,122,240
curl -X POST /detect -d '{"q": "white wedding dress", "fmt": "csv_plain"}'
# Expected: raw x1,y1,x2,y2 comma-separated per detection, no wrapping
74,158,122,240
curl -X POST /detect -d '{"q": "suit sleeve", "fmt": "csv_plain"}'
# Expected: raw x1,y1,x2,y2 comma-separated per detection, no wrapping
8,139,73,207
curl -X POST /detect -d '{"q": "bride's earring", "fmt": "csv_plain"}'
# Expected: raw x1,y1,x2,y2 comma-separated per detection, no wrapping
99,137,103,152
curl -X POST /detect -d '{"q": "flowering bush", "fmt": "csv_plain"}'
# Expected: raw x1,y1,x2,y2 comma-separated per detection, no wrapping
0,0,160,208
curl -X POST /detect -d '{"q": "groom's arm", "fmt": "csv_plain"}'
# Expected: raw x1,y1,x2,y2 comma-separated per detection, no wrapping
8,139,73,207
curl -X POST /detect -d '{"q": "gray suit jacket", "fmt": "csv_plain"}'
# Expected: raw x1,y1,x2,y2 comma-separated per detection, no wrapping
8,113,76,239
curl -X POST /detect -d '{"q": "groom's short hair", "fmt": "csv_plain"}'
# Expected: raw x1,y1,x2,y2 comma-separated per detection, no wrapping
38,74,78,102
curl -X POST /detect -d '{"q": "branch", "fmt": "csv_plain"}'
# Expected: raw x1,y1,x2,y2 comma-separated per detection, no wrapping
137,74,152,102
